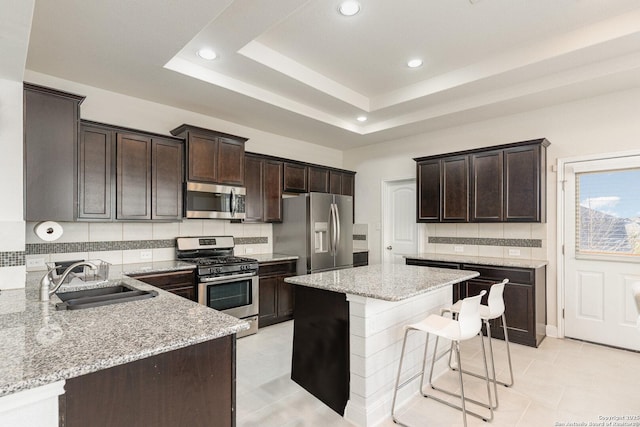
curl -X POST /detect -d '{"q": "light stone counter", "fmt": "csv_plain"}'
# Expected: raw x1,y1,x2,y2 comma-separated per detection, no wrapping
249,253,298,263
404,253,548,269
0,271,248,398
285,263,479,301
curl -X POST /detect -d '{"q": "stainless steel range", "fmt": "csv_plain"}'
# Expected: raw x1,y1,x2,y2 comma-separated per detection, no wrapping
176,236,259,337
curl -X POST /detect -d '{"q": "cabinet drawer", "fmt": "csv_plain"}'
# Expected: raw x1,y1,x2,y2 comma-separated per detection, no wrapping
462,264,533,284
258,260,296,277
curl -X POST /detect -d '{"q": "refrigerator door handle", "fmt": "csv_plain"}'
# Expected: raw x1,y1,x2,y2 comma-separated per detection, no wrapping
330,203,338,256
334,202,341,253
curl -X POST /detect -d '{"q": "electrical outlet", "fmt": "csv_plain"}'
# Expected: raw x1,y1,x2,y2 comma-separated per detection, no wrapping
26,258,46,268
454,245,464,253
508,249,521,256
245,247,254,254
140,250,152,260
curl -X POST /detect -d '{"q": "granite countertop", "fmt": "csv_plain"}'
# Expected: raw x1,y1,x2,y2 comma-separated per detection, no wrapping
249,253,298,263
114,260,196,276
0,271,248,398
285,263,479,302
404,253,548,269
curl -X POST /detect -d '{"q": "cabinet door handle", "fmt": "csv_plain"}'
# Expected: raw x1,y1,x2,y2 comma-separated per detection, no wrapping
386,246,392,250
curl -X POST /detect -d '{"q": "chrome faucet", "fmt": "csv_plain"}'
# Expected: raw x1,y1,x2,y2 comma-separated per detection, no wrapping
40,261,97,302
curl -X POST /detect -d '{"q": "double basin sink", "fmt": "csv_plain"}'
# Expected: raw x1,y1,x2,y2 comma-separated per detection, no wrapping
55,283,158,311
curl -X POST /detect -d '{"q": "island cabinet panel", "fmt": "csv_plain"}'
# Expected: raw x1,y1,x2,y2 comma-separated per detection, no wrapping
129,270,196,301
258,259,296,327
415,139,549,223
116,133,152,220
24,83,85,222
283,162,308,193
308,166,330,193
291,286,350,416
78,125,114,220
471,150,503,221
171,124,247,186
61,336,235,427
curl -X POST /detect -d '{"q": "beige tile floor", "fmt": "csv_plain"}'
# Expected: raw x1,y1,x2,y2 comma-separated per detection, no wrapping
237,321,640,427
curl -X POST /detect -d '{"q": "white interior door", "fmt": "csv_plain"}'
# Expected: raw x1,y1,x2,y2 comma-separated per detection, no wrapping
563,156,640,351
382,179,417,264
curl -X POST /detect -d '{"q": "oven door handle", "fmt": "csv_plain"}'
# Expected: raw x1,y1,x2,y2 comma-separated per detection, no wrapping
199,272,256,283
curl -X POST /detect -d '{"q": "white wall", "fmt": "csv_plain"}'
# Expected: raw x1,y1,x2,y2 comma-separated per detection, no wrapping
344,86,640,328
0,79,26,289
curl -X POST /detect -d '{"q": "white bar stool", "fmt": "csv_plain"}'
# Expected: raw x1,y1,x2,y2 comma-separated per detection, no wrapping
391,291,493,427
442,279,514,410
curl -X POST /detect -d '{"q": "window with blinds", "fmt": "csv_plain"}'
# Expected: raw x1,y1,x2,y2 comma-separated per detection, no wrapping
576,168,640,256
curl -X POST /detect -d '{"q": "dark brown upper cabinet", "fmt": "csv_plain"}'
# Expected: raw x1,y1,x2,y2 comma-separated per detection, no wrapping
152,138,184,220
417,159,441,221
245,152,355,223
171,124,247,187
442,156,469,221
79,121,183,221
341,173,355,197
283,162,308,193
416,156,468,222
329,170,342,194
78,124,114,220
308,166,329,193
117,133,152,220
24,83,85,221
471,150,503,221
244,154,283,223
415,139,549,223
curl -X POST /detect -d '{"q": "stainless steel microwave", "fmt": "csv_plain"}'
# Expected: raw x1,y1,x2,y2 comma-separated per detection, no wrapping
184,182,246,219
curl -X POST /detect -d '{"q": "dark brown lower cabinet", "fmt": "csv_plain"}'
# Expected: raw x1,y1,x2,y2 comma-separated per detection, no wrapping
352,251,369,267
60,336,235,427
258,259,296,327
129,270,197,301
405,258,546,347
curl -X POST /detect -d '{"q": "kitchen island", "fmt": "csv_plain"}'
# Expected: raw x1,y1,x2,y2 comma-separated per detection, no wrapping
285,263,479,427
0,269,248,427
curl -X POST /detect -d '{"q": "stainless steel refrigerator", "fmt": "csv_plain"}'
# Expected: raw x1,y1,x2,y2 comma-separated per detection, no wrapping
273,193,353,275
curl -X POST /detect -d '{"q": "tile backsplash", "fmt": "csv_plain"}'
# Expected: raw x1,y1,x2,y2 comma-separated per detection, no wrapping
25,220,273,271
419,222,547,260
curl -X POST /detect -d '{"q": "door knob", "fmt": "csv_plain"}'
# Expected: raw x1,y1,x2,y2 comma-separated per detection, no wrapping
386,246,392,250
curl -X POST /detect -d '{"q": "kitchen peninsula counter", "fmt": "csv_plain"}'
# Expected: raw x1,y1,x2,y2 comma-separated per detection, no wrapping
0,271,247,426
285,264,479,427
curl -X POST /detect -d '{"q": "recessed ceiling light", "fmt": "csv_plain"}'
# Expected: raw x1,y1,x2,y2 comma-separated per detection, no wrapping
357,115,367,122
407,59,423,68
197,48,217,60
339,1,360,16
